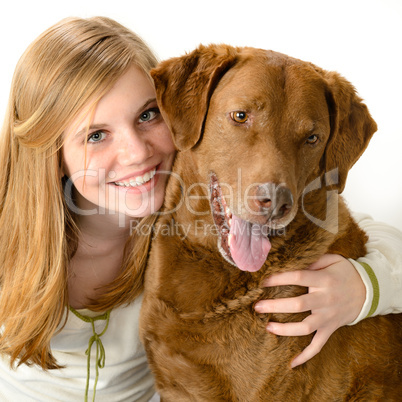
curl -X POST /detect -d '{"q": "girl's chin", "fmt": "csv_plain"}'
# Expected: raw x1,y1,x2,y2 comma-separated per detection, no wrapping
122,197,164,218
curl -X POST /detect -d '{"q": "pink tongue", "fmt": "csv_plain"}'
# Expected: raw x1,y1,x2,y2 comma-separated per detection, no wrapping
229,214,271,272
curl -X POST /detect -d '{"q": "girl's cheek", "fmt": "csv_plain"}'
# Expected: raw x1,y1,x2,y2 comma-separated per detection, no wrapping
83,153,105,171
158,123,175,149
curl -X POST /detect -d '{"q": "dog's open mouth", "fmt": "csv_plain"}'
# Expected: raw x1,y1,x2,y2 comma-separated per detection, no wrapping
209,172,271,272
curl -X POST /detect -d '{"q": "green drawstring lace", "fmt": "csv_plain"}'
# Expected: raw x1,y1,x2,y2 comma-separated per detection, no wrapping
70,307,111,402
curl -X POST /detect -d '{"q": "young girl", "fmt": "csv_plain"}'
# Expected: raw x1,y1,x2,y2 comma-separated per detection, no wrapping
0,16,401,401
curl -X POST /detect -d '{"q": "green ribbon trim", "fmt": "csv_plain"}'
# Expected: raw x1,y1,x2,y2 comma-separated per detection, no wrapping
358,261,380,318
69,307,111,402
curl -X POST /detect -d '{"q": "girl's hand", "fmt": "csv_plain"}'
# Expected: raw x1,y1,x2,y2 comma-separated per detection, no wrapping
254,254,366,368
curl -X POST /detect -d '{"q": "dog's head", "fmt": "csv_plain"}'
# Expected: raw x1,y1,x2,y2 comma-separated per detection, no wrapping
152,45,377,271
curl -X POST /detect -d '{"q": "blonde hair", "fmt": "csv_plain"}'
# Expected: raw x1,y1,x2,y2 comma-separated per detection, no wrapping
0,16,158,369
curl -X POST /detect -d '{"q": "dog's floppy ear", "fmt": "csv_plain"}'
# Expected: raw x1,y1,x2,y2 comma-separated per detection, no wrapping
151,44,238,151
323,71,377,193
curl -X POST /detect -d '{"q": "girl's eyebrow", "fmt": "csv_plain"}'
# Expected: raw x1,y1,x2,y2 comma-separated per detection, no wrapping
74,124,108,140
138,97,157,112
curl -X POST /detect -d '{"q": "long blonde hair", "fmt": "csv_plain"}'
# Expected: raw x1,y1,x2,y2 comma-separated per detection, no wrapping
0,16,158,369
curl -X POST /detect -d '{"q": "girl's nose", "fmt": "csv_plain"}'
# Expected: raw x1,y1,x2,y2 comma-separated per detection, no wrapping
116,130,154,166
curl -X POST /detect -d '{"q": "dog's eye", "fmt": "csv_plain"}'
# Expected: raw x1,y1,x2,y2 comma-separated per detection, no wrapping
230,111,249,124
306,134,319,145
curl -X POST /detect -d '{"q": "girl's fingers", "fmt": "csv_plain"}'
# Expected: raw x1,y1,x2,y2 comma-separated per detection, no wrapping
256,254,365,368
262,254,344,288
266,318,335,368
261,269,324,289
266,314,321,337
307,254,343,271
290,329,332,368
255,292,324,314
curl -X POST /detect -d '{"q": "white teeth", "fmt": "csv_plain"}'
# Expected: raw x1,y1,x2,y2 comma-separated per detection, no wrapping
143,171,151,182
115,168,156,188
129,179,141,186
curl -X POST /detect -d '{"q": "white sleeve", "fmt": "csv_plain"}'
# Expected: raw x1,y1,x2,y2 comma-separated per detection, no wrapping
348,212,402,325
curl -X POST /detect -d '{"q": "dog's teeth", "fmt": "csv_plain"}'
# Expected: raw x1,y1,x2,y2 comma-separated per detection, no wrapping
228,218,232,227
228,234,232,247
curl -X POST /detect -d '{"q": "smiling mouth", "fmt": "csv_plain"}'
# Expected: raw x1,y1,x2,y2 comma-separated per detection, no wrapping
209,172,272,272
114,167,157,188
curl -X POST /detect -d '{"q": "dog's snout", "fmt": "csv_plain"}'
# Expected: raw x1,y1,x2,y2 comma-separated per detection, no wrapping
255,183,293,220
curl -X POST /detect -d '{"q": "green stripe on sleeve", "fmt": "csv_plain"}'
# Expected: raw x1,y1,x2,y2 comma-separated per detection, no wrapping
358,261,380,318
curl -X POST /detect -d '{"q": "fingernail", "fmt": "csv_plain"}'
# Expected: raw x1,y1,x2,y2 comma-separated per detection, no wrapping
266,323,273,332
254,302,263,312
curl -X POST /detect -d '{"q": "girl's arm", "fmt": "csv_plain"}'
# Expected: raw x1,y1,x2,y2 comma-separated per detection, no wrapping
348,212,402,322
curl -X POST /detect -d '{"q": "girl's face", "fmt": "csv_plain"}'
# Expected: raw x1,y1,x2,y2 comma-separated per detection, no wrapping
62,67,176,220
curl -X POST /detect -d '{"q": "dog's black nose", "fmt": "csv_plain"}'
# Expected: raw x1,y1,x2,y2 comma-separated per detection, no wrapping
255,183,293,220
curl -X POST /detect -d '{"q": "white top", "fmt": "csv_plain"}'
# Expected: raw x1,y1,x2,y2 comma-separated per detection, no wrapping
350,212,402,324
0,294,155,401
0,213,400,401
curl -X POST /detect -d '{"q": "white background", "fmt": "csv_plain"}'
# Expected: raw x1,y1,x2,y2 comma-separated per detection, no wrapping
1,0,401,229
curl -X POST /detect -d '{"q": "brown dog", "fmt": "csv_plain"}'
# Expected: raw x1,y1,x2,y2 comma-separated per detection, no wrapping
140,45,402,401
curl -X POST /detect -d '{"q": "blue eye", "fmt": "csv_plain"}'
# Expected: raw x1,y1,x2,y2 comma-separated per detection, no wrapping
139,108,159,123
88,131,106,143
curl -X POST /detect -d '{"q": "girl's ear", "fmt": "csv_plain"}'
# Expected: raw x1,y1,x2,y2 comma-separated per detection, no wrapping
151,44,238,151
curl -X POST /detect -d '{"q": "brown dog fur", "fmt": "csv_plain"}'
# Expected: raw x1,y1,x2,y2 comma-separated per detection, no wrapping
139,45,402,401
